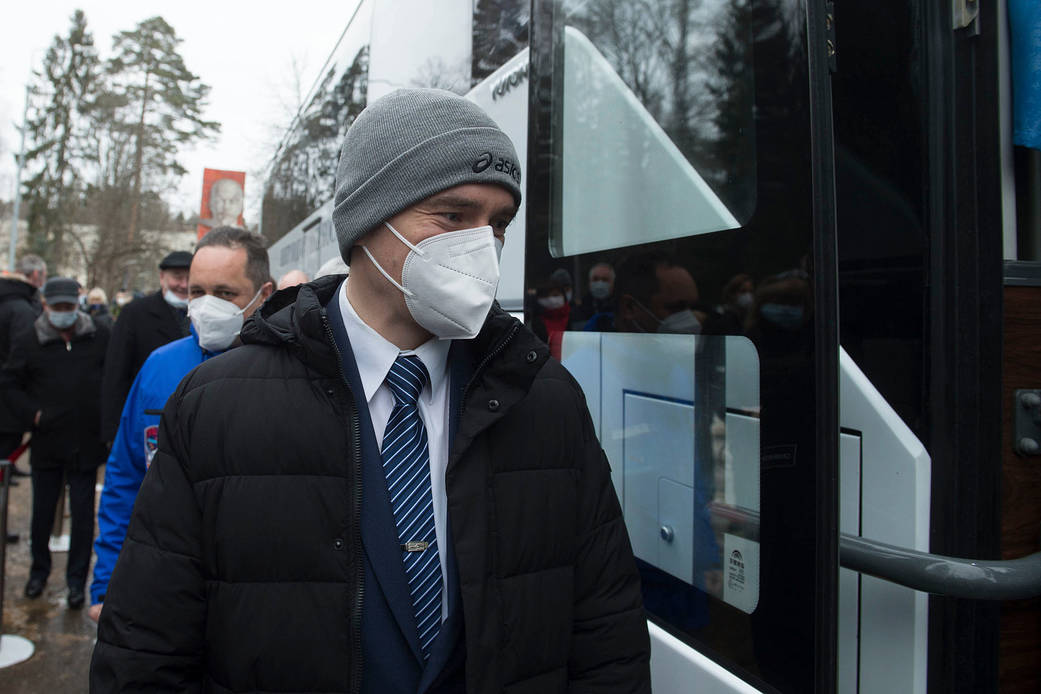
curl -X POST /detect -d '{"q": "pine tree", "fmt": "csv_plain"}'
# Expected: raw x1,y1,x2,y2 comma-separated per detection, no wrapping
702,0,756,218
104,16,219,246
22,9,99,269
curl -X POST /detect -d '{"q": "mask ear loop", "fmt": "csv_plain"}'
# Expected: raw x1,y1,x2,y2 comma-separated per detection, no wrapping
630,296,662,330
359,222,418,298
237,286,266,315
383,221,426,257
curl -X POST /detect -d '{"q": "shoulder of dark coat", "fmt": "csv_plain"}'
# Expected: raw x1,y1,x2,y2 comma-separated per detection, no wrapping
120,291,165,319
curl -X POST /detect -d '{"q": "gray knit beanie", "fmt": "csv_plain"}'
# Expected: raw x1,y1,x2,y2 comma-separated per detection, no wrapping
332,88,522,262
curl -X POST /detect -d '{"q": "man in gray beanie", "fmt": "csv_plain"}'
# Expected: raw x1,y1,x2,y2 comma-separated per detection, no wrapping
93,89,650,694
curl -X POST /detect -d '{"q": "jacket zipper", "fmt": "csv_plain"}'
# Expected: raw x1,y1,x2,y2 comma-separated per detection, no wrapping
321,312,364,694
459,322,520,415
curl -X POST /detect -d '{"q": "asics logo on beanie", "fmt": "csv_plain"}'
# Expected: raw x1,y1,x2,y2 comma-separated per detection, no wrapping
473,152,521,183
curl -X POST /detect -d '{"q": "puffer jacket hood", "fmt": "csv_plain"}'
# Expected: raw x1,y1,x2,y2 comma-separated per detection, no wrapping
240,274,344,377
242,274,542,390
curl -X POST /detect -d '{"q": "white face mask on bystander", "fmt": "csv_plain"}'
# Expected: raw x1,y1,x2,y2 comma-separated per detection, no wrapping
361,222,501,340
188,288,263,352
164,290,189,309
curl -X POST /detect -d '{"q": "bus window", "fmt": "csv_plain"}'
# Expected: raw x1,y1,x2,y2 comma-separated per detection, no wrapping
528,0,836,690
551,2,756,257
261,0,372,246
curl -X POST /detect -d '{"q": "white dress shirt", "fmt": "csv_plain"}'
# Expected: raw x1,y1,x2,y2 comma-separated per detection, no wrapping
336,278,452,620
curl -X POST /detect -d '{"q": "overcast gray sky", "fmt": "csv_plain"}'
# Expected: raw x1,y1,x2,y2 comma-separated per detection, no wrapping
0,1,355,221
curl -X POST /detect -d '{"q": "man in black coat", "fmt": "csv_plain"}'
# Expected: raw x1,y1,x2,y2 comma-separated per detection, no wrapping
91,89,650,694
99,250,191,442
0,254,47,466
1,277,109,609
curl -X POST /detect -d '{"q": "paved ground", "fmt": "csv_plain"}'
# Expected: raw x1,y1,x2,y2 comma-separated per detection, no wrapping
1,447,99,693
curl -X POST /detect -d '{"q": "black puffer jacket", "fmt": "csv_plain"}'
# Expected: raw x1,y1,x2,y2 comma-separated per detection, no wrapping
0,311,109,469
0,275,42,433
91,276,650,693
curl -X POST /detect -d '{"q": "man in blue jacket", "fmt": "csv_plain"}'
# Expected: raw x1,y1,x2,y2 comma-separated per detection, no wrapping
88,227,272,622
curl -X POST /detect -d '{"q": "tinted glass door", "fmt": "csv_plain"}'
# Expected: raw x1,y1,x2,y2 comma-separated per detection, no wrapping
525,1,839,691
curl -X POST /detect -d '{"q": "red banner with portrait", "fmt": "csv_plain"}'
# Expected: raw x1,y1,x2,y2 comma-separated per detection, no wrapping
198,169,246,239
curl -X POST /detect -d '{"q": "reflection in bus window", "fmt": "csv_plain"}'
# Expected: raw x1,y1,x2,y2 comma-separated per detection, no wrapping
261,0,372,246
559,332,760,616
527,0,828,687
551,0,756,257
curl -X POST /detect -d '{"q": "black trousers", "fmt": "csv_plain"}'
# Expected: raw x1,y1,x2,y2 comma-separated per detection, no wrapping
29,466,96,589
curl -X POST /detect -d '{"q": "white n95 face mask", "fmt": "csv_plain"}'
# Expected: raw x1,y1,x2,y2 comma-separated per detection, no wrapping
188,288,263,352
362,222,500,340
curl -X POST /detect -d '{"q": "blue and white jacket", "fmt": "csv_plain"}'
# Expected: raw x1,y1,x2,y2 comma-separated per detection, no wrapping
91,328,220,605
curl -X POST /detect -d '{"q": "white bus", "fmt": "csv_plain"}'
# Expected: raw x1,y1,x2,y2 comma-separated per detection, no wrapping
261,2,1041,692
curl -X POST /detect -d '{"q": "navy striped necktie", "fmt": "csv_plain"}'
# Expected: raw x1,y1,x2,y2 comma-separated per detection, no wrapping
382,354,441,659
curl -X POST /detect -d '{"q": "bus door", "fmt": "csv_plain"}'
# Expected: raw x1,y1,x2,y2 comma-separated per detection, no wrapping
524,1,839,692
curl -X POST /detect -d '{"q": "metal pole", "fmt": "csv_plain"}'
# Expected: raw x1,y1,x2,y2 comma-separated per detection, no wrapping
0,445,35,667
8,82,30,273
0,459,10,632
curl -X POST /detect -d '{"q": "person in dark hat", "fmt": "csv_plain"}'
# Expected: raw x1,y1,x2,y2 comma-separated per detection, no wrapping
99,250,192,442
0,277,110,609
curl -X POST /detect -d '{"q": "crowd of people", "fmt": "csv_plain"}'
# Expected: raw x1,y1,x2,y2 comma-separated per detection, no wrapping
528,252,810,360
1,88,651,693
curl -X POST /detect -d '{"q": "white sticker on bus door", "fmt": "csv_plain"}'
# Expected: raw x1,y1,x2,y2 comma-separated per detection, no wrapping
723,533,760,614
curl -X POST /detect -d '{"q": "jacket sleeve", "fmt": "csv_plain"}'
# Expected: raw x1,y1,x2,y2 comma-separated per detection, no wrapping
567,379,651,693
0,329,40,429
90,378,206,693
100,310,135,442
90,370,152,605
1,298,36,358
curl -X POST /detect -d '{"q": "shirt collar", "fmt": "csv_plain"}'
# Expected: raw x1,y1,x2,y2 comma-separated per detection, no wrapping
337,278,450,405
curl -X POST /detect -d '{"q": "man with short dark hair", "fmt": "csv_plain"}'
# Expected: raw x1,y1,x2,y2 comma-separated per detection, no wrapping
92,89,650,694
1,277,109,609
88,227,272,624
99,251,192,442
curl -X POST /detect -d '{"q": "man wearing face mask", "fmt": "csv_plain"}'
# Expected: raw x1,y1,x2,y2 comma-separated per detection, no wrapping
0,277,109,609
613,251,707,334
99,251,192,443
573,261,616,330
92,89,650,694
87,227,272,624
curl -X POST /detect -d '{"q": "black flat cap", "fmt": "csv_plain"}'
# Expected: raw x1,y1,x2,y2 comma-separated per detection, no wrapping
159,251,192,270
42,277,81,305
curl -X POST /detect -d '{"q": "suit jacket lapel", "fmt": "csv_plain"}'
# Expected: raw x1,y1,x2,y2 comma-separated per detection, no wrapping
418,342,474,692
325,299,424,663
